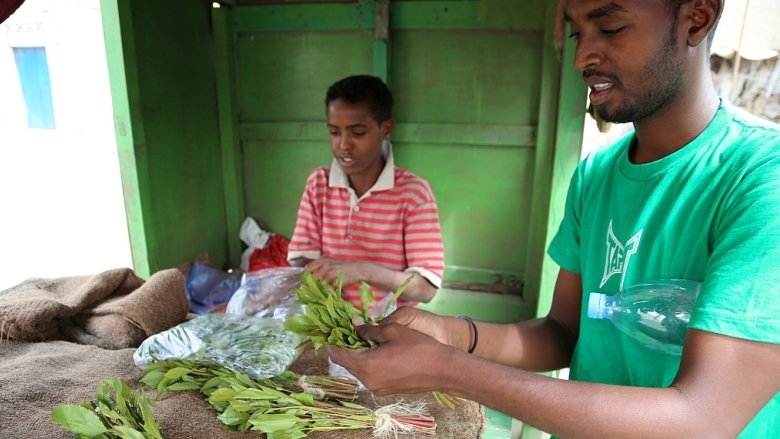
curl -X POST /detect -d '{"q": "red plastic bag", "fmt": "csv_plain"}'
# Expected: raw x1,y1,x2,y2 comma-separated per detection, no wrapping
248,234,291,271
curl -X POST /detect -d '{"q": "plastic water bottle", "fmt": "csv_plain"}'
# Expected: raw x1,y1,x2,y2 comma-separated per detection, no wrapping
587,279,702,355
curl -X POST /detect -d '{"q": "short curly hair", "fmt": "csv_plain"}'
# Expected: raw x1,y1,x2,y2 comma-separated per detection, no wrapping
325,75,394,124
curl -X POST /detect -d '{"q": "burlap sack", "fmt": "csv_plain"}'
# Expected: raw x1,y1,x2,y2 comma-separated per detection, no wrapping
0,340,485,439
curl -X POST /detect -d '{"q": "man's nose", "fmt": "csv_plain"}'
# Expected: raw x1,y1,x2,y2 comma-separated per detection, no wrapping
573,34,604,72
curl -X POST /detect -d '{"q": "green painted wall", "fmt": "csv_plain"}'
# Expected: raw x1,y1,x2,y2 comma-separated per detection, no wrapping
102,0,228,275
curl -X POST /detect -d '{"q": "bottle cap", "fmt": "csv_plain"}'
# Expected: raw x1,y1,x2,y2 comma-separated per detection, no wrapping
587,293,606,319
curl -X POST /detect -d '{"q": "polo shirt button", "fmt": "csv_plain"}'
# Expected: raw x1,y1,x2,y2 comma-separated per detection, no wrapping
353,205,360,212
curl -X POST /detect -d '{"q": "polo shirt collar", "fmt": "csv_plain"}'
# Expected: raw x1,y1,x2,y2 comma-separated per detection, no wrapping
329,140,395,193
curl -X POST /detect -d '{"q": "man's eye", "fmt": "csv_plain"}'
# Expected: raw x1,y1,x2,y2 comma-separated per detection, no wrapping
329,132,338,136
352,132,366,137
602,26,626,36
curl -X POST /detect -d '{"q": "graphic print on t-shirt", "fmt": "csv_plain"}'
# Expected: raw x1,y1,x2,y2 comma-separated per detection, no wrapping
600,220,643,290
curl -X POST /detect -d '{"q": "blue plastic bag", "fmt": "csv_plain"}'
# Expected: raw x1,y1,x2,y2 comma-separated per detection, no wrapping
185,262,242,314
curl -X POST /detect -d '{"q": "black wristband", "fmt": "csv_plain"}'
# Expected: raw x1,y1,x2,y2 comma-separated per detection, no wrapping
460,316,479,354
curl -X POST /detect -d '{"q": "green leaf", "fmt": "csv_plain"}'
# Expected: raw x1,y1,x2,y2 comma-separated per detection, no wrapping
234,388,277,400
217,407,247,426
335,272,344,295
162,367,191,381
200,376,226,394
386,274,416,315
359,282,375,321
140,370,165,389
210,387,236,401
166,382,201,392
290,393,315,407
112,425,146,439
339,401,368,410
50,405,110,437
248,414,301,433
283,315,315,335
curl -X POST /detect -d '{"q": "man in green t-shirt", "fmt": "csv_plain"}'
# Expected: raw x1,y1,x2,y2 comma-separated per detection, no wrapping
328,0,780,437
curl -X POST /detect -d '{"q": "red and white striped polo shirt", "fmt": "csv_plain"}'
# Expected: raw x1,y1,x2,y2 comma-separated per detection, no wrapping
288,144,445,308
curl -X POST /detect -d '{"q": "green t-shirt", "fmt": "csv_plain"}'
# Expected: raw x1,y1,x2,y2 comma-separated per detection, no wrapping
548,102,780,438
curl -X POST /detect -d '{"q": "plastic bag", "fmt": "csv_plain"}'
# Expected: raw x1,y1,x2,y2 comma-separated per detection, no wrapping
133,314,300,380
326,291,398,390
226,267,304,321
248,234,291,272
185,262,242,314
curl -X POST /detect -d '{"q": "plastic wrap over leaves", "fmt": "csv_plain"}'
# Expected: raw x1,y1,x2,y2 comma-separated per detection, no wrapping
226,267,304,321
133,314,301,380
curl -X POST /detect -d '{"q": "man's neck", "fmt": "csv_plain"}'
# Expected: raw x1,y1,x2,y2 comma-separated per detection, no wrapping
349,158,386,198
631,71,720,164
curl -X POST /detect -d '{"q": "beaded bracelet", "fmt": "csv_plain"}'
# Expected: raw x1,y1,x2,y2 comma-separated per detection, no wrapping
459,316,479,354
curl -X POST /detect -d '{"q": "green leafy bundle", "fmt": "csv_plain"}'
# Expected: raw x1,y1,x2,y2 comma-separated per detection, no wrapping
141,359,436,438
283,272,410,351
50,378,167,439
282,272,464,409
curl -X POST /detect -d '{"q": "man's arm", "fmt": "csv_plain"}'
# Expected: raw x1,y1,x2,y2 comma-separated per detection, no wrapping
329,269,780,439
289,258,313,268
305,257,437,302
384,269,582,371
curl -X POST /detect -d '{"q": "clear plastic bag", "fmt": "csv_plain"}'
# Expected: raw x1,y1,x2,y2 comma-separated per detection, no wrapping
133,314,301,380
326,292,398,390
226,267,304,321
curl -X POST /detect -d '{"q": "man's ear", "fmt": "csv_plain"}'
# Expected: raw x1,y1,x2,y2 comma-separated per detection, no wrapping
381,118,396,139
684,0,722,48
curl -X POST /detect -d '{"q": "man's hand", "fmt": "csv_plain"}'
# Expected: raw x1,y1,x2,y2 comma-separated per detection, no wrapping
326,321,459,396
383,307,474,352
305,256,366,287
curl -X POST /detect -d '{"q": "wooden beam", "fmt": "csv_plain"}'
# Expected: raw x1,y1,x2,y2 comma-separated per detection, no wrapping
240,121,537,148
373,0,390,83
232,0,547,32
522,0,562,305
213,7,245,268
100,0,156,278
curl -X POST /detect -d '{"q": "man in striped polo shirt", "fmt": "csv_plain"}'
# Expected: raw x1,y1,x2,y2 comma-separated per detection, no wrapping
288,75,445,310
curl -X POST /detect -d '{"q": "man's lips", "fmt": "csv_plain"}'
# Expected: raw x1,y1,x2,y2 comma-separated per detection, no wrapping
584,73,619,106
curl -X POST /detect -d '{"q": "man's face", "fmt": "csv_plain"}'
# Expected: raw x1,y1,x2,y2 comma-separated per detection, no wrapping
327,99,392,178
565,0,686,123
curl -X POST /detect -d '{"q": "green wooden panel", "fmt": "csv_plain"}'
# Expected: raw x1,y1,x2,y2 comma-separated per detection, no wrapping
418,288,536,324
537,37,588,317
236,31,374,121
213,8,245,268
391,30,544,125
394,142,535,273
233,3,375,33
103,0,228,272
232,0,547,32
522,0,561,303
392,0,546,31
242,140,333,237
100,0,154,278
240,121,535,147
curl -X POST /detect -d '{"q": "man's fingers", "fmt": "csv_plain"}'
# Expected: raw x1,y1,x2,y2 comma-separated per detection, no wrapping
356,321,399,344
325,345,359,365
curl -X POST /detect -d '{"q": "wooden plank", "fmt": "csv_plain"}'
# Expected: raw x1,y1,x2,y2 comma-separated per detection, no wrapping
233,0,547,32
373,0,389,82
213,7,245,268
233,3,375,32
522,0,562,304
393,123,536,147
100,0,155,278
240,121,536,147
536,36,588,317
418,288,537,324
